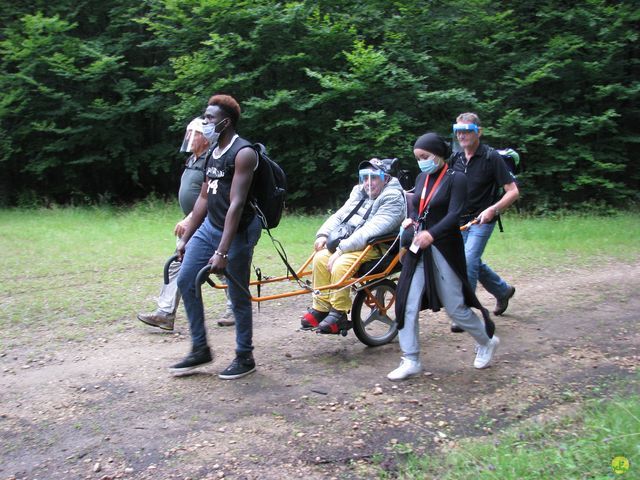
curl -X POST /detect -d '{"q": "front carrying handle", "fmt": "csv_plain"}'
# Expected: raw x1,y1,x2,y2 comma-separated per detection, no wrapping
195,264,216,299
195,266,252,299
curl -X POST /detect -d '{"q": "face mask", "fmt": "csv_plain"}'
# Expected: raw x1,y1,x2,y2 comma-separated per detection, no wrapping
418,156,439,174
202,119,226,144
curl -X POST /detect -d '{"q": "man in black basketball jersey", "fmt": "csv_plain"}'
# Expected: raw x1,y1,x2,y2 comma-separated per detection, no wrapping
170,94,262,380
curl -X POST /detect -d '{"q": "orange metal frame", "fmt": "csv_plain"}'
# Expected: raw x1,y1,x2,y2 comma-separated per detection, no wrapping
207,235,400,303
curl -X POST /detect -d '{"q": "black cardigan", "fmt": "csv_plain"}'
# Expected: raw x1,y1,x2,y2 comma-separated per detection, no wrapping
395,167,493,335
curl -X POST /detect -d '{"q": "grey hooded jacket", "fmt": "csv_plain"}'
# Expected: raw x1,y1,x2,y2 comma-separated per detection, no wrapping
317,177,406,253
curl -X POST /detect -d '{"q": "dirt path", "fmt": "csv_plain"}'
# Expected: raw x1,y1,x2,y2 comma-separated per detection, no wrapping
1,261,638,480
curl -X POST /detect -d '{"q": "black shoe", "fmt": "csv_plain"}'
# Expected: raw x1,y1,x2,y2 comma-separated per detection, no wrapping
218,353,256,380
450,324,465,333
494,286,516,316
169,346,213,375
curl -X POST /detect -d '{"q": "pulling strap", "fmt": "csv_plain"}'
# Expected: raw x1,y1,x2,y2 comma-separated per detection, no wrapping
262,221,312,291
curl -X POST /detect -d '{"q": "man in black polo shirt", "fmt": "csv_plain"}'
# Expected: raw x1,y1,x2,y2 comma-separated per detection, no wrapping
450,112,520,319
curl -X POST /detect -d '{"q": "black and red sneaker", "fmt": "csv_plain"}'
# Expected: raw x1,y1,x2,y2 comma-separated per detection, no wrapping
317,309,351,335
300,308,329,330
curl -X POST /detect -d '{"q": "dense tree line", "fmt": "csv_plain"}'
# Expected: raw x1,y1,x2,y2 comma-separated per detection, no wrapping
1,0,638,211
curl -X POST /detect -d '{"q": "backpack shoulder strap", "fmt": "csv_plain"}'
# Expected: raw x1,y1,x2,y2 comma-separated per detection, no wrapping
343,197,366,224
226,137,254,167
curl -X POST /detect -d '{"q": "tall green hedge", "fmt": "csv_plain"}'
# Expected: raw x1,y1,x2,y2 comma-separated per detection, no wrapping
1,0,638,210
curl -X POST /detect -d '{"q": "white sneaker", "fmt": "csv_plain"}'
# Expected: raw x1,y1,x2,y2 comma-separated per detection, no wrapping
387,357,423,381
474,335,500,369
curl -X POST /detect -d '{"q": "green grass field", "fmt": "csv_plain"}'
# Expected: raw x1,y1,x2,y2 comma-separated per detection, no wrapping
1,205,638,335
388,391,639,479
0,203,323,340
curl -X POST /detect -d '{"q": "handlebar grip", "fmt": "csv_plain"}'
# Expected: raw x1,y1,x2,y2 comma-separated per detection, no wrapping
163,253,181,285
460,217,480,231
195,264,213,299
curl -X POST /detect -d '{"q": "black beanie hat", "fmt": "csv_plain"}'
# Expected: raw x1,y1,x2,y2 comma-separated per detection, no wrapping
413,132,448,158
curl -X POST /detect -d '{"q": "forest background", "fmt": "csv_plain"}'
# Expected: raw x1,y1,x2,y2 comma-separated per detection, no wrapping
1,0,638,212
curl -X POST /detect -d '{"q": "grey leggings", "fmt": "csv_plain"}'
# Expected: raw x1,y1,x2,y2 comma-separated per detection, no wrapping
398,246,490,361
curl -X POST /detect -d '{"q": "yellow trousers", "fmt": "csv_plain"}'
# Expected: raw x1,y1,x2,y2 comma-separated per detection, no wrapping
312,247,381,312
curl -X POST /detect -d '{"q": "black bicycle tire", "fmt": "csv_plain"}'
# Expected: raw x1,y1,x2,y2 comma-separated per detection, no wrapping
351,279,398,346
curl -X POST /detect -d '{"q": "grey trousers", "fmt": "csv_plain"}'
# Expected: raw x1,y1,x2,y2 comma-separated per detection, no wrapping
398,246,491,361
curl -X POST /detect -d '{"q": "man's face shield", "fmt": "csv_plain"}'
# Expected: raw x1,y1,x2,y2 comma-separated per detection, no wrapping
453,123,479,135
452,122,480,152
180,117,205,153
359,168,386,199
180,130,196,153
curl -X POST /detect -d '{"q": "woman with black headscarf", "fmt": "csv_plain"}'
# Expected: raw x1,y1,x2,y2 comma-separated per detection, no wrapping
387,133,500,381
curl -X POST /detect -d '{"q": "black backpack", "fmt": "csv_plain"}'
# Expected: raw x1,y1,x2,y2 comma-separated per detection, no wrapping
491,147,521,231
250,143,287,230
495,148,521,185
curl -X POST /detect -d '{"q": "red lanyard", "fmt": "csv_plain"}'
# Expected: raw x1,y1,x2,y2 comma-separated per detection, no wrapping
418,165,448,216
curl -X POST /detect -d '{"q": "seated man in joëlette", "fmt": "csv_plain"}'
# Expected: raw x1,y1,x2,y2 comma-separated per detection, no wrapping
301,158,406,333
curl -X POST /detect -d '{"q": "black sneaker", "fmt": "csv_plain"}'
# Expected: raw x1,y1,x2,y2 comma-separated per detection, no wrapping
169,346,213,376
494,286,516,316
218,353,256,380
450,323,465,333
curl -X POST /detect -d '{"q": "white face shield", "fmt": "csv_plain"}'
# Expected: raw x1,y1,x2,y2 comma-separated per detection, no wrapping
359,168,387,199
180,117,205,153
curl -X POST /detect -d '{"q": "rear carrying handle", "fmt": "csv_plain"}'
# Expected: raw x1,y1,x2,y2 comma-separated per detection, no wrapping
163,253,181,285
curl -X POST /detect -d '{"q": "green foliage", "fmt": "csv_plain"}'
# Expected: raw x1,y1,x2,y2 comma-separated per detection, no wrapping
0,0,638,210
0,1,175,206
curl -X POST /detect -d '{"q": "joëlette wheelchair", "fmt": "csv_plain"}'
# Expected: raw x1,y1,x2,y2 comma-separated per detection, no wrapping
164,233,402,347
162,216,478,347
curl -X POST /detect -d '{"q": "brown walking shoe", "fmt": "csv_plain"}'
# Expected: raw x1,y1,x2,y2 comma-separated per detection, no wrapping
217,307,235,327
137,310,175,331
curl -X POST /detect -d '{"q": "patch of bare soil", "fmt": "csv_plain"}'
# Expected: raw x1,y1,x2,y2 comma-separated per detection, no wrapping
1,261,638,480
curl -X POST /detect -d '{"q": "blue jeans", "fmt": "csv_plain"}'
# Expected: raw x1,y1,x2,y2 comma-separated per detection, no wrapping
461,221,510,299
177,216,261,354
